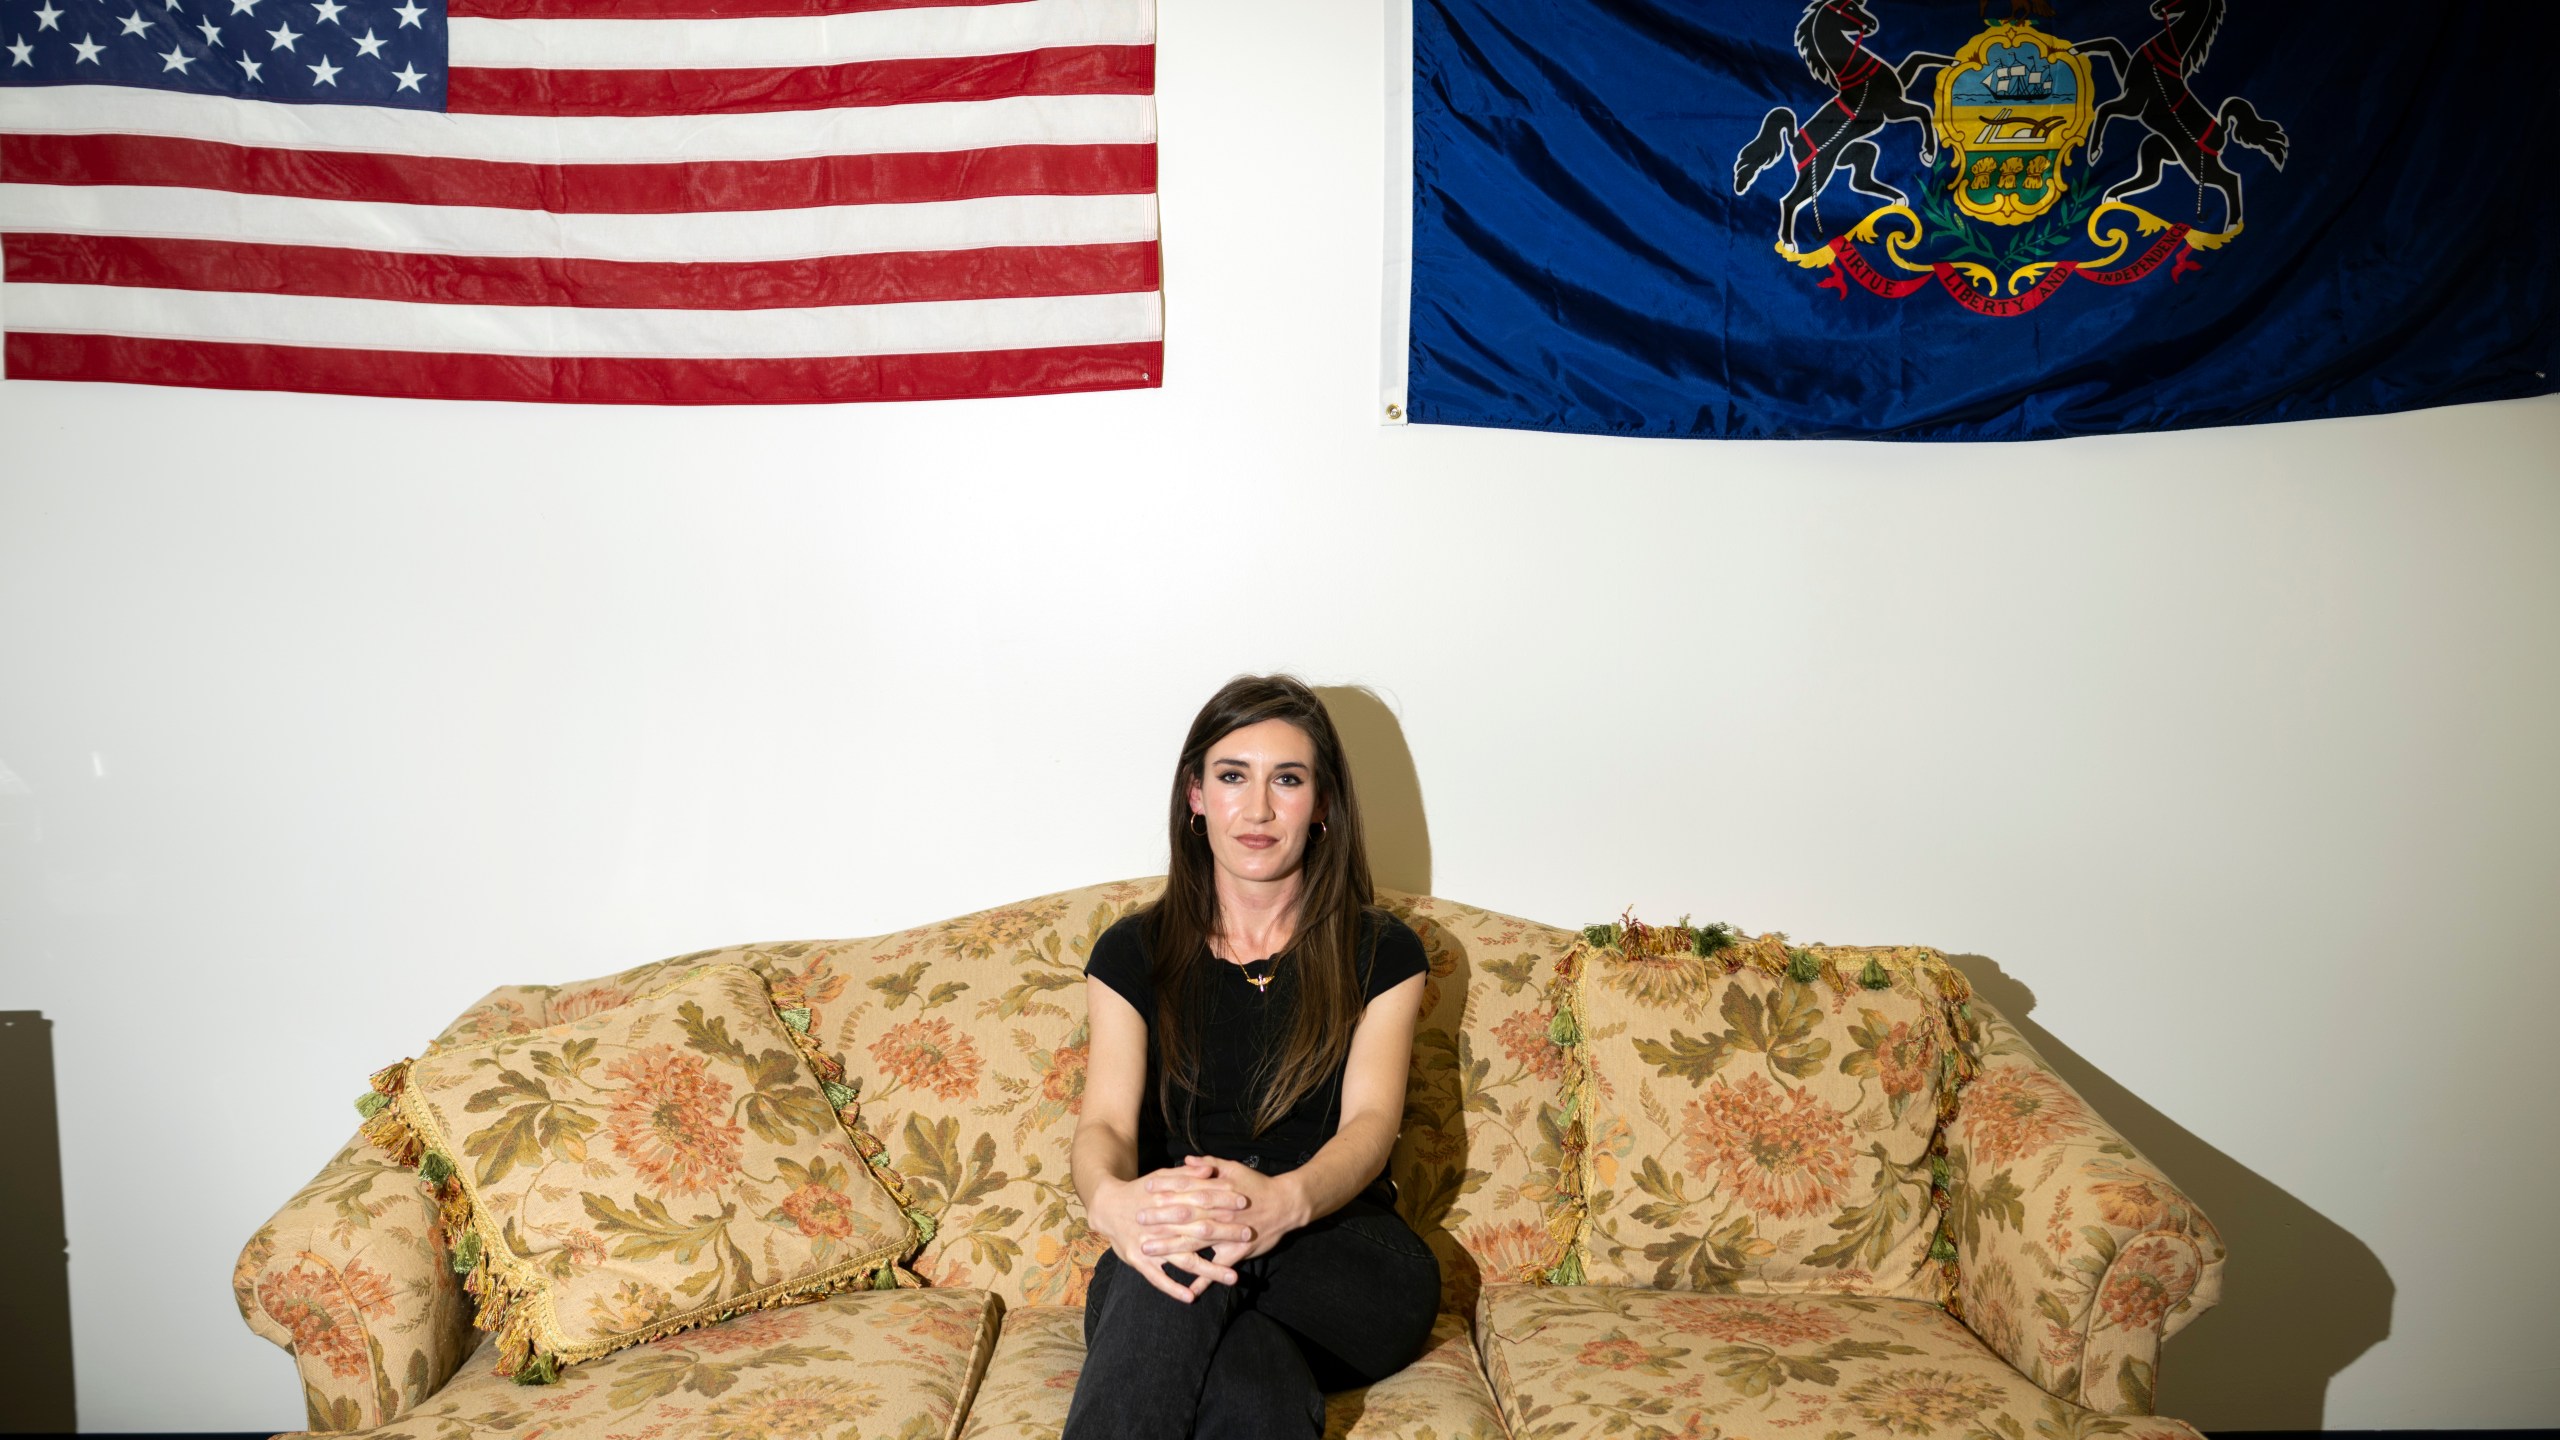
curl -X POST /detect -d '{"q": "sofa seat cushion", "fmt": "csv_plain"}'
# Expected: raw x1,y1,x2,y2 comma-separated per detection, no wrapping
1324,1313,1511,1440
954,1306,1084,1440
329,1285,999,1440
1475,1285,2206,1440
954,1306,1507,1440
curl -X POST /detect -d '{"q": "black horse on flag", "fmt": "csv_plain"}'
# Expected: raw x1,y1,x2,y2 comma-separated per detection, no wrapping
1734,0,1952,253
2072,0,2291,231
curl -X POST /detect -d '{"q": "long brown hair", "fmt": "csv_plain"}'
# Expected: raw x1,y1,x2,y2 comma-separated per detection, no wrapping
1145,674,1377,1142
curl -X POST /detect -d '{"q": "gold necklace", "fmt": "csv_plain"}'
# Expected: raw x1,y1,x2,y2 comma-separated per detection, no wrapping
1238,956,1279,993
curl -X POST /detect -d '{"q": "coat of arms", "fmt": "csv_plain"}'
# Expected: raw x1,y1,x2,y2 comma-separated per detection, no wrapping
1937,25,2094,225
1733,0,2291,316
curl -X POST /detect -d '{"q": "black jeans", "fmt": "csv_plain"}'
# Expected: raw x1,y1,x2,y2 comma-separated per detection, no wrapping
1060,1194,1442,1440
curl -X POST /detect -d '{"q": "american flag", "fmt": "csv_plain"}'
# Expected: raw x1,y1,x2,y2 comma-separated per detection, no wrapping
0,0,1161,403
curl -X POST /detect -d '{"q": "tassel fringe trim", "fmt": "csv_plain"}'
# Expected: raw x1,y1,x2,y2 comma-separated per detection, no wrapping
776,996,937,1291
348,965,939,1383
1536,942,1593,1287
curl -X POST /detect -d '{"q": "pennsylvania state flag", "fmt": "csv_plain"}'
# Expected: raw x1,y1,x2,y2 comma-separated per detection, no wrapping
1389,0,2558,441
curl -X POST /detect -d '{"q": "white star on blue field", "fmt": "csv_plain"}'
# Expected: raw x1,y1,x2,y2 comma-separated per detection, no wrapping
2,0,444,108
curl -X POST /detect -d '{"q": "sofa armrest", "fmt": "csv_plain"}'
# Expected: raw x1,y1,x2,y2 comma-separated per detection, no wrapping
1944,1002,2224,1416
232,1127,480,1432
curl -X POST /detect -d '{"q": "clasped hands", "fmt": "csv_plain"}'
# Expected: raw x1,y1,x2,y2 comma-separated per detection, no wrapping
1094,1155,1308,1304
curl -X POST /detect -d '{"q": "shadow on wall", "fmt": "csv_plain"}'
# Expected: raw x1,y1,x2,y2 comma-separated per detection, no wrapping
1948,958,2394,1431
1307,687,2384,1425
0,1010,76,1432
1317,687,1432,897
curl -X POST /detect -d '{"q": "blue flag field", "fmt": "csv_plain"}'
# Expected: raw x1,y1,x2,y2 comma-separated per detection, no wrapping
1392,0,2558,441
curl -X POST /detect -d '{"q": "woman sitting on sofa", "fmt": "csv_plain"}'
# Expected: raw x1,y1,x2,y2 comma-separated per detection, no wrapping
1063,674,1440,1440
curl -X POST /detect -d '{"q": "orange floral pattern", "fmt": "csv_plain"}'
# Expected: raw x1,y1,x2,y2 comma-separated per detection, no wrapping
1680,1072,1860,1219
681,1308,805,1354
1958,1064,2092,1168
548,984,633,1024
700,1374,883,1440
255,1258,398,1381
427,994,537,1049
233,1133,482,1431
329,1287,996,1440
870,1016,986,1101
1653,1294,1849,1347
2097,1241,2199,1331
1040,1039,1088,1107
1872,1019,1938,1101
1841,1366,2009,1434
1494,1002,1570,1080
1948,1004,2226,1414
601,1045,744,1196
1477,1285,2209,1440
776,1180,861,1241
1459,1218,1554,1285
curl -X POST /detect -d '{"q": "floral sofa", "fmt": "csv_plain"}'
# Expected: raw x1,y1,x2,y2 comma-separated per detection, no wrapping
236,879,2223,1440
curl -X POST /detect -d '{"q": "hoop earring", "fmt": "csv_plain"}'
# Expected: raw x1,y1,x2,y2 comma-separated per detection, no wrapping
1311,820,1327,840
1189,813,1207,837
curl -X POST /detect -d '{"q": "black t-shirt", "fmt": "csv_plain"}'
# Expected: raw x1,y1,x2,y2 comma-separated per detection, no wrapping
1083,907,1427,1195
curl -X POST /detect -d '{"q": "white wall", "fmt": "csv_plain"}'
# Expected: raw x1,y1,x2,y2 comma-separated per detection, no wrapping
4,1,2556,1430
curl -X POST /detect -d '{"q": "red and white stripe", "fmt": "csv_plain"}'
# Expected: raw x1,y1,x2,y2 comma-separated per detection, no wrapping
1,0,1161,403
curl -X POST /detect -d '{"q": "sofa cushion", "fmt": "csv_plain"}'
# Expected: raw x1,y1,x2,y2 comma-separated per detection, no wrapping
365,963,923,1378
326,1285,999,1440
954,1305,1507,1440
1475,1284,2204,1440
952,1305,1084,1440
1563,924,1978,1300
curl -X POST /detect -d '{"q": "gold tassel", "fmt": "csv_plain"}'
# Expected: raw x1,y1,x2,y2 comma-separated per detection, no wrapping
357,1060,424,1164
1534,936,1602,1287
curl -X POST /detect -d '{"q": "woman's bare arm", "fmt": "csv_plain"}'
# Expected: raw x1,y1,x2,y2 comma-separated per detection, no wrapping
1278,970,1425,1221
1071,976,1254,1301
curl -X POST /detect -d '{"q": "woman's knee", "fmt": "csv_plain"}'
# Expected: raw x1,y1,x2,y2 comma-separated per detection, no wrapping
1252,1210,1442,1387
1081,1251,1235,1354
